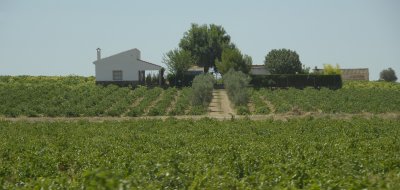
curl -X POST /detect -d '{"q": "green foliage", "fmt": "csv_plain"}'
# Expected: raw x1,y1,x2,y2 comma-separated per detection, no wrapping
215,47,252,75
168,88,192,115
251,86,400,114
162,48,193,77
223,70,250,106
148,88,178,116
343,80,400,90
166,73,196,87
249,89,270,114
380,67,398,82
126,87,163,117
264,49,303,74
323,64,341,75
236,106,250,115
179,23,232,72
0,76,197,117
191,74,214,107
1,118,399,189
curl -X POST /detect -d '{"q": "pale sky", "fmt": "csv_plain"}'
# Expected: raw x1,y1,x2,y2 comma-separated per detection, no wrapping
1,0,399,80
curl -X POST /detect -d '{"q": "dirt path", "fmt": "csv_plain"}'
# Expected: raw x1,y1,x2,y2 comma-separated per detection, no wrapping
208,89,235,118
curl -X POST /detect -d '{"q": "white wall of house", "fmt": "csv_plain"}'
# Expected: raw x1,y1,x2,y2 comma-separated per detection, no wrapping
93,49,161,81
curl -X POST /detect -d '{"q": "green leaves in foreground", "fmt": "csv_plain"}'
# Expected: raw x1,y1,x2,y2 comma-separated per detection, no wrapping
0,118,399,189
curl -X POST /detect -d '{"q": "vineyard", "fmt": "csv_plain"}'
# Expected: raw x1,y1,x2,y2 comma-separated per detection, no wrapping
0,118,399,189
1,76,400,188
0,76,206,117
246,82,400,115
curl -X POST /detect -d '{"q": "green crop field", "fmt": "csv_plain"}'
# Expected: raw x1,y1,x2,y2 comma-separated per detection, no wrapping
0,76,207,117
0,118,399,189
1,76,400,189
1,76,400,117
247,82,400,115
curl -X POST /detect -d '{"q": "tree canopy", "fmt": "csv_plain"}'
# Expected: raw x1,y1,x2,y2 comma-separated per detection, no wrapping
179,23,232,73
323,64,341,75
264,49,303,74
215,47,252,75
162,48,193,76
380,68,398,82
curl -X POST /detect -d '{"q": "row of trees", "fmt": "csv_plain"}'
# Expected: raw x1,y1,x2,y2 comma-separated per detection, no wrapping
163,23,253,78
163,23,308,79
163,23,397,83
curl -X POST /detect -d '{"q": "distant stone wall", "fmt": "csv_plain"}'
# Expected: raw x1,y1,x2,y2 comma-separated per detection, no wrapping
314,68,369,81
341,69,369,81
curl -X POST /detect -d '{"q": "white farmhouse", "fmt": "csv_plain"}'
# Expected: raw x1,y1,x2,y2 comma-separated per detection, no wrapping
93,48,164,86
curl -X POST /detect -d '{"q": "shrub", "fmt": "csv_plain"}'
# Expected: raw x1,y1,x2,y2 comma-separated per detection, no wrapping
191,74,214,107
380,68,397,82
236,106,250,115
167,73,196,87
323,64,341,75
264,49,303,74
223,69,250,106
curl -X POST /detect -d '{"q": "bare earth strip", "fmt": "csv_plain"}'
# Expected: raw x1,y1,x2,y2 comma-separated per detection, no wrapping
2,113,399,122
208,89,235,117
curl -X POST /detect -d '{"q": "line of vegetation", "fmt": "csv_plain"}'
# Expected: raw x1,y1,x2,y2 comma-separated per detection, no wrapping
1,118,399,189
248,88,270,114
191,74,214,108
0,76,202,117
168,87,192,116
254,87,400,114
126,87,163,117
223,69,251,115
147,87,178,116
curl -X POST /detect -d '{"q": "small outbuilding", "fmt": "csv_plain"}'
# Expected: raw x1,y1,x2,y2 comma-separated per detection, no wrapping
250,65,270,75
93,48,164,86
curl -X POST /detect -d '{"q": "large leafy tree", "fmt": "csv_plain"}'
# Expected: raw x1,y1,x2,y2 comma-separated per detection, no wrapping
179,23,232,73
215,47,252,75
264,49,303,74
162,48,193,77
380,68,398,82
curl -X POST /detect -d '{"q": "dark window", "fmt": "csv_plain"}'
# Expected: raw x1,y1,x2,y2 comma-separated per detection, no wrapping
113,70,123,81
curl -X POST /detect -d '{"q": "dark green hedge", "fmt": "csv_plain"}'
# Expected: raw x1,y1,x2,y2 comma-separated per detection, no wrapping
167,74,197,87
250,74,342,89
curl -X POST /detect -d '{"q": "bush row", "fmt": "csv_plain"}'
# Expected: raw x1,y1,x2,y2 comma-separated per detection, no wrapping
166,74,197,87
191,74,214,107
223,70,250,107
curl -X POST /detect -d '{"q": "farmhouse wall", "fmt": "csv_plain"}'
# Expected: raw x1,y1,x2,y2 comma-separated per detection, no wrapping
94,49,161,82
